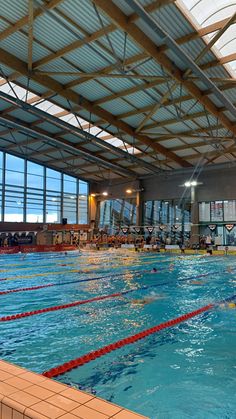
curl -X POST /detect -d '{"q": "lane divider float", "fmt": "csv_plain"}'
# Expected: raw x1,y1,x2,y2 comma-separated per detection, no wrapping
0,271,224,321
0,262,213,296
0,254,222,282
43,293,236,378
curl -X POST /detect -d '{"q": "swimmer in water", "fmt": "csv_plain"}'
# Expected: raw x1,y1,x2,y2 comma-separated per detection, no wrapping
219,301,236,309
151,267,157,273
189,280,205,285
131,293,166,306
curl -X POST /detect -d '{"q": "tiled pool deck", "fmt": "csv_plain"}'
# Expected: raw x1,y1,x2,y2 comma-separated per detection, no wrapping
0,360,149,419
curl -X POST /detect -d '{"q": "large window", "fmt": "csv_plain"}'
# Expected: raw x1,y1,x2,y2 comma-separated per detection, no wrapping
0,151,89,224
98,198,137,233
26,162,44,222
63,175,77,224
46,169,61,223
4,154,25,222
0,151,3,222
78,180,88,224
199,200,236,222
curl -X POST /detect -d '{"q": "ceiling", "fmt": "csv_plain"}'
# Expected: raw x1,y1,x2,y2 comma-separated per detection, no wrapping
0,0,235,182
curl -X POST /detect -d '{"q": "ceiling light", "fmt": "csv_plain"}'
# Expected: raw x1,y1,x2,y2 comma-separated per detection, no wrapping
102,191,108,196
184,180,198,187
126,189,133,194
184,181,191,187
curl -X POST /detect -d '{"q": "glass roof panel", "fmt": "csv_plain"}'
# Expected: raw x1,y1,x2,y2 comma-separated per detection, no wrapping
180,0,236,77
0,79,139,156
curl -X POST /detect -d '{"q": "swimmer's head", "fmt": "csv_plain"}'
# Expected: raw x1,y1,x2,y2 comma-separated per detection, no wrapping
152,268,157,272
228,302,236,309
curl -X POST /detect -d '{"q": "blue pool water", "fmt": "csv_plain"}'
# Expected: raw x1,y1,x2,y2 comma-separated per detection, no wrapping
0,250,236,419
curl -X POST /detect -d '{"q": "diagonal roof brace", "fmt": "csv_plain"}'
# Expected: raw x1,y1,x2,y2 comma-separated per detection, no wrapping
125,0,236,120
0,114,136,179
0,90,163,175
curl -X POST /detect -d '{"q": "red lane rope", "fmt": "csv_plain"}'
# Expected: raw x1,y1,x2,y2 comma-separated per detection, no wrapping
0,271,213,321
0,283,55,295
42,303,214,378
0,292,125,322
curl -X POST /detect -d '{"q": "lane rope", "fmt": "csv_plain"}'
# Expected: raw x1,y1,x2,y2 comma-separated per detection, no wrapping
1,260,235,296
0,262,214,296
0,255,221,282
0,270,228,321
42,294,236,378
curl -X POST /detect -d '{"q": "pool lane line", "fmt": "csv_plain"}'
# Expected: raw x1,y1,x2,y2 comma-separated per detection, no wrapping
0,254,215,282
0,265,174,296
0,268,231,321
0,259,220,295
0,252,205,273
0,252,168,271
43,293,236,378
0,272,209,321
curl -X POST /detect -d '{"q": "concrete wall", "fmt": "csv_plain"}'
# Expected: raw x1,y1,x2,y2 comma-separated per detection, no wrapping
94,164,236,203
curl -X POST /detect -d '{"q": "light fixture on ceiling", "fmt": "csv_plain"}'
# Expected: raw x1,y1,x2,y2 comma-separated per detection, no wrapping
184,180,198,187
126,188,144,194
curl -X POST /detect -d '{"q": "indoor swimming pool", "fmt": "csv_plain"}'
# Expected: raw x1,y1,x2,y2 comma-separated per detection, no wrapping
0,250,235,419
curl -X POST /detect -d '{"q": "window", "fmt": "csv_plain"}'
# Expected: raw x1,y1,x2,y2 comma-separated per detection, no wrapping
99,199,137,232
0,152,89,224
63,174,77,224
78,180,88,224
4,154,25,222
0,152,2,221
46,169,61,223
26,162,44,222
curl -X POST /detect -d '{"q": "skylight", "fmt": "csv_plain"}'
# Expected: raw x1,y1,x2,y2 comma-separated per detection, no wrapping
180,0,236,78
0,79,141,156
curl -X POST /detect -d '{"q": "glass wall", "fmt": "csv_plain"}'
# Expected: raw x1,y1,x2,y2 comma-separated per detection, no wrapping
26,161,44,223
0,151,89,224
98,198,137,233
5,154,25,222
199,200,236,245
78,181,88,224
0,152,3,222
199,200,236,222
143,199,191,244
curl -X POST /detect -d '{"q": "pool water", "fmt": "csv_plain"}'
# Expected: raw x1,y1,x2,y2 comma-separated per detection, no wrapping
0,251,236,419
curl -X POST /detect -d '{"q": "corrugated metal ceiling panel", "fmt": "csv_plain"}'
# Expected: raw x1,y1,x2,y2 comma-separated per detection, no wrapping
98,30,143,60
73,80,111,102
57,0,111,33
64,44,111,72
0,0,27,23
34,13,79,51
100,99,135,115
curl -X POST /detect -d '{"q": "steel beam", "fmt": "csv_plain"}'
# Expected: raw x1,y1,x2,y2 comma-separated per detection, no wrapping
0,91,162,175
0,114,137,179
125,0,236,120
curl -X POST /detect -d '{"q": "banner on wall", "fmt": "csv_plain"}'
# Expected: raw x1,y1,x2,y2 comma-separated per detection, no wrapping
159,225,166,231
147,226,154,234
172,225,179,231
208,224,217,231
122,228,129,234
134,227,141,234
225,224,234,232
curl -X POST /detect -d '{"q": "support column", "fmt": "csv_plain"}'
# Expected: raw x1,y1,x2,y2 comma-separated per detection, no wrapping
189,186,199,246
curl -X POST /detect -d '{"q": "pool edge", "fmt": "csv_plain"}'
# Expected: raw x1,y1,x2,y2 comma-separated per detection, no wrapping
0,360,149,419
